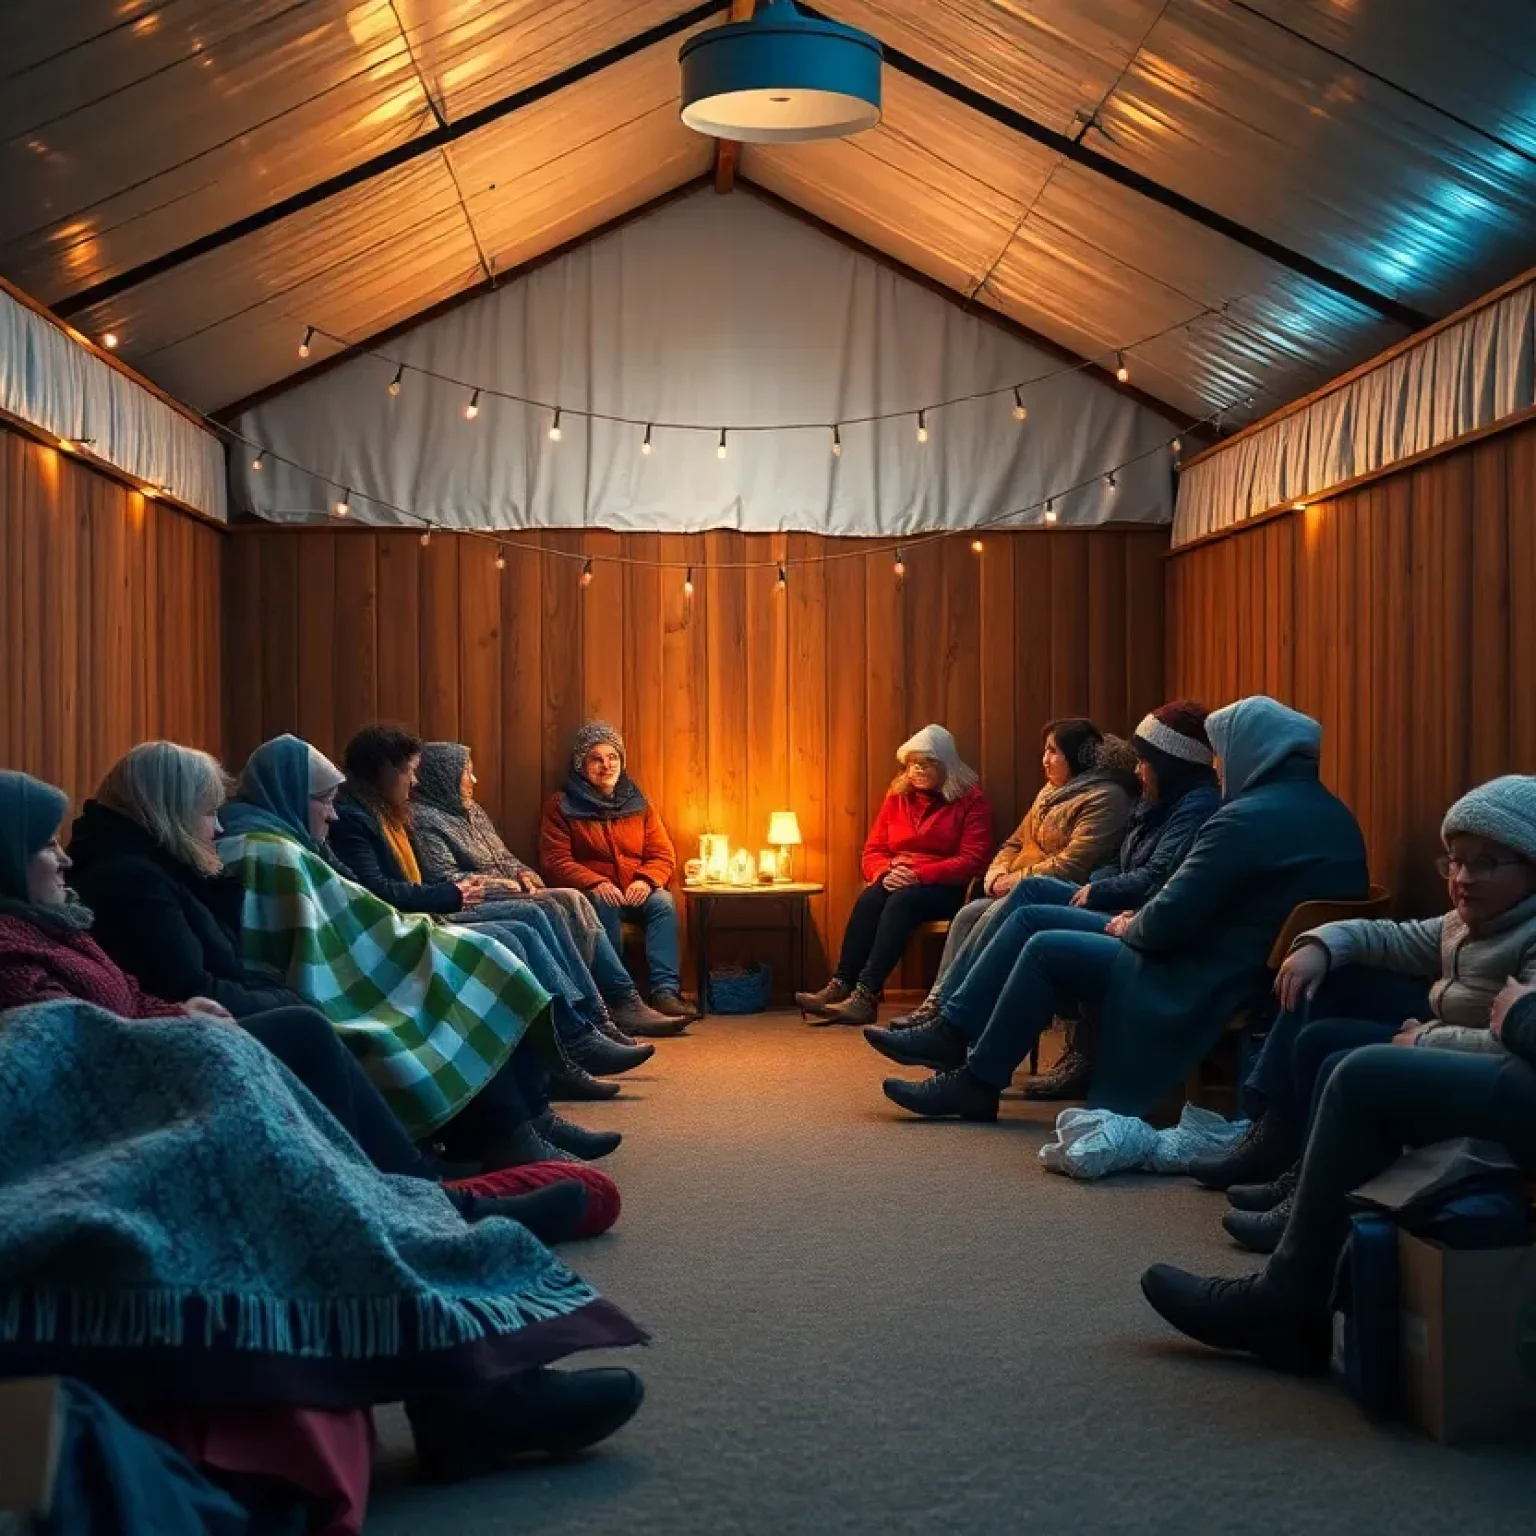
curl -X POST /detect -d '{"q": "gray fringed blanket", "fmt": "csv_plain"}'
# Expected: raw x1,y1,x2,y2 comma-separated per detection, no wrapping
0,1000,643,1406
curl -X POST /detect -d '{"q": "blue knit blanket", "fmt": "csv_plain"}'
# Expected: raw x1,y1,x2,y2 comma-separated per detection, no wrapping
0,1001,642,1405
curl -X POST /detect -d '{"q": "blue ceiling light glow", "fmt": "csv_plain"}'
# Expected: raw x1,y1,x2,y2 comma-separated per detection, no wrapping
679,0,882,144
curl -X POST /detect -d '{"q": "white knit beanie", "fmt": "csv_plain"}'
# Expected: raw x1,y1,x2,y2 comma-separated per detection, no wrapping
896,724,979,801
1442,776,1536,864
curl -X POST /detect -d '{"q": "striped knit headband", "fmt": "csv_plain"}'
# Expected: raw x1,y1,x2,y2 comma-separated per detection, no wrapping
1134,713,1214,765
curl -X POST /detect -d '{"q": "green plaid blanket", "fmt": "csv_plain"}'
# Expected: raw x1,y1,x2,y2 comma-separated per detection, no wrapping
220,830,550,1138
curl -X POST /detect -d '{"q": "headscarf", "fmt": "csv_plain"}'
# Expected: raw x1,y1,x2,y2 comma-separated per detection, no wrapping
220,735,344,856
894,725,979,802
414,742,472,820
0,771,92,931
1205,697,1321,799
561,721,649,822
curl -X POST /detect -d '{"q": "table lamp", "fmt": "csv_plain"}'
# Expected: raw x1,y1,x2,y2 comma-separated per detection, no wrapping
767,811,802,882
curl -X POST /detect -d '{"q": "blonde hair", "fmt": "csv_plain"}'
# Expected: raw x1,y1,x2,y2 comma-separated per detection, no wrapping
96,742,230,875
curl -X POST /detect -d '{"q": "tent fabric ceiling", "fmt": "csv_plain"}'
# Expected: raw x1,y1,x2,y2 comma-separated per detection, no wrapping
2,0,1533,422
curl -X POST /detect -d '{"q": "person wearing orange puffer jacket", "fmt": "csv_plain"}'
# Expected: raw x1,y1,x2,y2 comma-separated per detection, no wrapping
540,722,695,1023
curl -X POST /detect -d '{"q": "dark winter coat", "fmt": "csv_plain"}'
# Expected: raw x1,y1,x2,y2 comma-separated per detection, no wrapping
1088,700,1369,1115
1082,782,1221,912
64,800,301,1018
411,743,531,884
330,788,464,915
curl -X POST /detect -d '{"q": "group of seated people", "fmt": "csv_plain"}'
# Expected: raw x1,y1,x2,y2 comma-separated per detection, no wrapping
797,693,1536,1384
0,716,694,1530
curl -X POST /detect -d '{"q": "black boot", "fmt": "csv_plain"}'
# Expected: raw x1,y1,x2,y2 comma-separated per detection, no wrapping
888,997,941,1030
407,1367,645,1480
1227,1164,1298,1213
548,1062,622,1101
534,1108,622,1161
881,1066,1000,1122
446,1179,589,1242
476,1120,579,1171
863,1016,968,1070
566,1029,655,1078
1139,1264,1331,1374
1186,1111,1298,1192
1222,1199,1292,1255
1020,1046,1091,1101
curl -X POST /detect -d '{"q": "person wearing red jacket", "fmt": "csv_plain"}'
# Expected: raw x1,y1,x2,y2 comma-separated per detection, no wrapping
797,725,992,1025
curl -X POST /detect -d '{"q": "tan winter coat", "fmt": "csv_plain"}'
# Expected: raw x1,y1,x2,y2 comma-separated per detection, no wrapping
984,772,1136,896
1301,891,1536,1054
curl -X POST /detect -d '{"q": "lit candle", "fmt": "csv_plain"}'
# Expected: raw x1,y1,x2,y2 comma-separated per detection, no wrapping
758,849,777,882
729,848,756,886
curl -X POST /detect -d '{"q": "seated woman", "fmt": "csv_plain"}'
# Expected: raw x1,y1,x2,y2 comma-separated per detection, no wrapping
216,734,591,1170
54,748,590,1237
795,725,992,1026
1141,780,1536,1373
1188,775,1536,1255
331,723,653,1104
540,721,695,1022
867,703,1219,1095
412,740,682,1038
870,698,1369,1120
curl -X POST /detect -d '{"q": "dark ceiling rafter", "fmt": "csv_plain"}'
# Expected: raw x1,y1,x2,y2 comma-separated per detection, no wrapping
52,0,729,321
797,6,1431,332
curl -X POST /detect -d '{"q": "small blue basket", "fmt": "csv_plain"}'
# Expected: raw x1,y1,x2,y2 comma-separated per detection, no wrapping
707,963,772,1014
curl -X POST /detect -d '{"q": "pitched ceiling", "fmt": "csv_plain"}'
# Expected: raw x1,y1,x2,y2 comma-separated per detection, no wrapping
3,0,1534,421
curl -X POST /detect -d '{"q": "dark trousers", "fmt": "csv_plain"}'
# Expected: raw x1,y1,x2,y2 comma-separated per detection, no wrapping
1268,1045,1536,1306
240,1005,430,1179
835,881,968,991
436,1036,549,1161
1243,965,1434,1126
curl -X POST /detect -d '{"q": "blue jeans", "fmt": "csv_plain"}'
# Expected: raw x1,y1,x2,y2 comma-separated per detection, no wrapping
594,887,682,996
936,875,1084,1006
1242,965,1434,1124
954,929,1121,1090
456,913,597,1042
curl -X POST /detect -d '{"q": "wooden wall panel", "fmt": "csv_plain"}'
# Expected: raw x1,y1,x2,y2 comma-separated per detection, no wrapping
0,424,224,811
1167,414,1536,915
224,525,1169,995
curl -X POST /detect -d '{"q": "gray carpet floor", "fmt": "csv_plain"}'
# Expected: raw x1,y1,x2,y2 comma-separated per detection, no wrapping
367,1011,1533,1534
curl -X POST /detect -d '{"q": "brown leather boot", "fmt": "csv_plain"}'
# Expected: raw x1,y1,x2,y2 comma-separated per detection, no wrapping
818,983,879,1026
794,977,851,1018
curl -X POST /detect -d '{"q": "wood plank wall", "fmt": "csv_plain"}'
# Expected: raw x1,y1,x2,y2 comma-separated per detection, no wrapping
1167,416,1536,915
0,423,224,810
225,525,1168,994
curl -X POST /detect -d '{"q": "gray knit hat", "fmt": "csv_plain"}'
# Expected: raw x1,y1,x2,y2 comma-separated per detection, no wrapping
571,720,625,772
1442,776,1536,864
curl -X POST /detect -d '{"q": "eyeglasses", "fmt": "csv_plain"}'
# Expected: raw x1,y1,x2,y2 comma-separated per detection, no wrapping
1436,854,1526,880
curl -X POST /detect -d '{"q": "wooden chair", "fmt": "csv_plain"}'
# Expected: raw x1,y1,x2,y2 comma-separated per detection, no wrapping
1185,883,1393,1112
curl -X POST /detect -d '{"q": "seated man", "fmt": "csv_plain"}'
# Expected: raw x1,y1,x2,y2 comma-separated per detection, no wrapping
869,697,1369,1122
1189,775,1536,1254
868,702,1219,1099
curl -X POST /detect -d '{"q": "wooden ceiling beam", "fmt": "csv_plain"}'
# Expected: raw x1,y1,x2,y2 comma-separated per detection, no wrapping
711,0,757,193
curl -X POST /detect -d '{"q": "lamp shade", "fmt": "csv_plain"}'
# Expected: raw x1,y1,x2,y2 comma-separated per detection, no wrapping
767,810,802,846
679,1,882,144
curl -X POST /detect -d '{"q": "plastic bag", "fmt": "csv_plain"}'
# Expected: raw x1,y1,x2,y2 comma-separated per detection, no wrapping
1039,1104,1251,1180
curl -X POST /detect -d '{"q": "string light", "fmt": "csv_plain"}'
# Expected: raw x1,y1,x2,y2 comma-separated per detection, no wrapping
298,326,314,359
1011,387,1028,422
495,546,506,570
642,423,653,456
971,539,984,553
776,563,788,592
684,566,695,597
419,529,432,547
463,388,480,421
716,429,728,460
102,332,119,350
916,410,929,445
893,547,906,580
1115,353,1129,384
548,408,562,442
388,366,403,398
1170,438,1181,454
251,451,265,471
580,558,594,588
333,488,351,517
831,424,842,457
1107,471,1118,490
1044,498,1057,524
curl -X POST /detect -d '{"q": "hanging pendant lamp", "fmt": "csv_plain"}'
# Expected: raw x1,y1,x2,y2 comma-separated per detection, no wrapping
679,1,882,143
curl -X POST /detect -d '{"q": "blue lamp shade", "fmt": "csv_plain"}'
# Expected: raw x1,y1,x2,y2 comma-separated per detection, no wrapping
679,1,882,143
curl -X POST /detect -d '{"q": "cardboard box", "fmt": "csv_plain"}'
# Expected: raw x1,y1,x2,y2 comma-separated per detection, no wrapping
1397,1231,1536,1444
0,1378,63,1516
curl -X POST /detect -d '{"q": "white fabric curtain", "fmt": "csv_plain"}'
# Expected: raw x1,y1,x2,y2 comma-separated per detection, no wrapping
0,286,227,520
1174,272,1536,546
234,190,1176,536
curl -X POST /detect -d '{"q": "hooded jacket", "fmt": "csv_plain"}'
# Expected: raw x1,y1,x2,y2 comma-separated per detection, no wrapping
410,744,531,884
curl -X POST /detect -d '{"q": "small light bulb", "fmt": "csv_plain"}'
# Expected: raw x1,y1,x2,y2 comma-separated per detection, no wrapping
916,410,928,445
642,424,653,456
717,429,728,460
776,563,788,592
831,425,842,457
1114,352,1129,384
1292,500,1308,511
971,539,984,553
334,489,351,517
389,366,403,397
580,558,594,588
1044,499,1058,524
548,408,562,442
893,547,906,580
420,529,432,547
251,452,265,471
1170,437,1181,454
684,566,695,597
299,326,314,359
464,388,480,420
1107,472,1118,491
1011,387,1027,422
495,548,506,570
102,331,119,350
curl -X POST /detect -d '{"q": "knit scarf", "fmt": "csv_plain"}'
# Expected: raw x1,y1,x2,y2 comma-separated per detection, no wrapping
559,770,648,822
0,892,95,934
